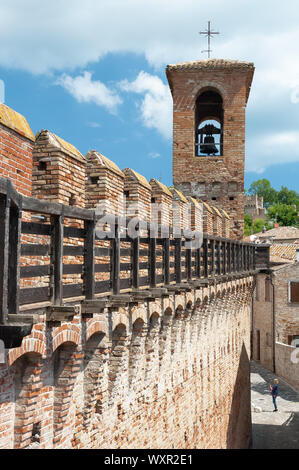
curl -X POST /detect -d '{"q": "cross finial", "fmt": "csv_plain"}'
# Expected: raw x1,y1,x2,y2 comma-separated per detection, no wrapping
199,21,219,59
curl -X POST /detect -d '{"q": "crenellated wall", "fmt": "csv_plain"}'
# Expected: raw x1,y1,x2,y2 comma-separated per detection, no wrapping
0,278,254,449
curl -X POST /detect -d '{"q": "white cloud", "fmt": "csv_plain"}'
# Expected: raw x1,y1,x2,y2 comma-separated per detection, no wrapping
246,131,299,173
2,0,299,171
87,121,101,128
148,152,161,159
56,72,122,113
119,71,172,139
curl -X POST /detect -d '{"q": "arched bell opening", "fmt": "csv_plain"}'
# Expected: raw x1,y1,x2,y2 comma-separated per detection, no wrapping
195,90,223,157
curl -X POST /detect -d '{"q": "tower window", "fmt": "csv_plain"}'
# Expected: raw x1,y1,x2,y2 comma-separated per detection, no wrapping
229,196,235,201
38,161,47,171
90,176,99,185
195,90,223,157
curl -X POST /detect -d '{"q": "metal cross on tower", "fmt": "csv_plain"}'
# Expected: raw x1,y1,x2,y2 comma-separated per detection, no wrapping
199,21,219,59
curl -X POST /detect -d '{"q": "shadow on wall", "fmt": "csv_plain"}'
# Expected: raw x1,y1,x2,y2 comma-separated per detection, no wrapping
226,343,251,449
252,413,299,449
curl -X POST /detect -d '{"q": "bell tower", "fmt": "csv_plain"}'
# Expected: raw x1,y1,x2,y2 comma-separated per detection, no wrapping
166,59,254,239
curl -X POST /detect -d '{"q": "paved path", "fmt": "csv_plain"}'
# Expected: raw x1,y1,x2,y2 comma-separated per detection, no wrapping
251,361,299,449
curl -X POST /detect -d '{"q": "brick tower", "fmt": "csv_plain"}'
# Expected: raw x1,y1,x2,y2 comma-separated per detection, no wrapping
166,59,254,239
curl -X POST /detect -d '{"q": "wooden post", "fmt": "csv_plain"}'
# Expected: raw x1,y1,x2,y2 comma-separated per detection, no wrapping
8,198,22,315
0,189,10,324
228,241,232,274
247,245,250,271
216,240,221,276
175,235,182,284
203,237,208,278
111,222,120,295
185,237,192,281
233,243,237,272
210,238,215,277
149,229,157,288
163,236,170,286
84,216,95,300
51,214,64,305
132,225,140,290
223,241,227,275
196,242,201,278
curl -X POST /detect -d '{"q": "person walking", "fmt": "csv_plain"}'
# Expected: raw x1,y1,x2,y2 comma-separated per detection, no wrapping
270,378,279,412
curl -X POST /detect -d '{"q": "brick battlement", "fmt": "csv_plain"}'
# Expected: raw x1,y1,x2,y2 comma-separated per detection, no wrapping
0,55,256,448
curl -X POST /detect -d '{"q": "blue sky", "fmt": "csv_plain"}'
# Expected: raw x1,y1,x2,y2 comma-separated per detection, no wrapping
0,0,299,191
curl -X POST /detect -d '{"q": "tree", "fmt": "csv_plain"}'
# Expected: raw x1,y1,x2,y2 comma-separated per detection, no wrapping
267,203,298,227
244,213,252,237
244,214,270,236
247,179,278,208
277,186,299,209
252,218,268,234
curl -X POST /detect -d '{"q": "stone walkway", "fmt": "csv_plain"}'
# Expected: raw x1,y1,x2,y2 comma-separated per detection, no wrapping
251,361,299,449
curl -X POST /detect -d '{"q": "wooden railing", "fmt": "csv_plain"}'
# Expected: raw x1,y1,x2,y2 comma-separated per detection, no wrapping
0,177,267,324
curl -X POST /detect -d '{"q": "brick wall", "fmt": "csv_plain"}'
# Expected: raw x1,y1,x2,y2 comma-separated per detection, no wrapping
32,130,86,207
167,59,254,240
252,273,274,371
201,200,214,235
252,263,299,376
220,209,231,239
150,178,173,227
85,150,124,215
122,168,151,222
170,188,190,231
0,278,254,449
187,197,203,233
211,206,223,237
0,104,34,197
275,342,299,391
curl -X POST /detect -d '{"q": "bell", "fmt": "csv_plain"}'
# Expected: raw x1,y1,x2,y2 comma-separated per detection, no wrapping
200,135,218,155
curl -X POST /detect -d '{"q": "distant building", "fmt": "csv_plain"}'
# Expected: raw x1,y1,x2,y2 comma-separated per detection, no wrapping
244,194,266,221
250,226,299,245
251,231,299,390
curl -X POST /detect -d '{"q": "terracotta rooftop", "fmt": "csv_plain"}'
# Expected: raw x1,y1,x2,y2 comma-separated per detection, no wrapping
270,255,294,269
166,59,254,72
0,103,35,142
254,226,299,240
270,244,299,261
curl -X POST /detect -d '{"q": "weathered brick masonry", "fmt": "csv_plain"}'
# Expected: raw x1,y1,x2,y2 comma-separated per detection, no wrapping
252,263,299,390
168,59,254,240
0,279,254,449
0,56,256,449
0,103,34,197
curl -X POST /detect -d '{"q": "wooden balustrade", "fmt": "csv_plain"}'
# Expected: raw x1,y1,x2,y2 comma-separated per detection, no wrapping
0,176,264,319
